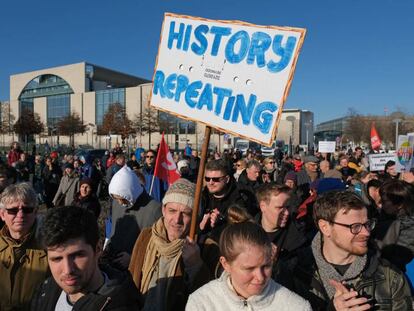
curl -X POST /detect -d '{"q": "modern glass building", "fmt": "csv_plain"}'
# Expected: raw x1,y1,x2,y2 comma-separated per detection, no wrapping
2,62,314,151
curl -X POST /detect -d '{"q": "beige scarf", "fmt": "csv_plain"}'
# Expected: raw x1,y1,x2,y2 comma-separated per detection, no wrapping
140,217,184,294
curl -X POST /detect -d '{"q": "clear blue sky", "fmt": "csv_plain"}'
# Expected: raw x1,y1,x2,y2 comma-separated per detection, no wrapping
1,0,413,124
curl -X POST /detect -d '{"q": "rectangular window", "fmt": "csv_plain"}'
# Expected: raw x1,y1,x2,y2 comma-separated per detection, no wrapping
95,88,125,125
47,94,70,126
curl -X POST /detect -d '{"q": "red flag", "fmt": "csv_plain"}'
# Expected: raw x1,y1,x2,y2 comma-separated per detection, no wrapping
153,133,180,185
370,122,382,150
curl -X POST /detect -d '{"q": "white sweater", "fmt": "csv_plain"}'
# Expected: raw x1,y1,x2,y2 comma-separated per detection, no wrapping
186,271,312,310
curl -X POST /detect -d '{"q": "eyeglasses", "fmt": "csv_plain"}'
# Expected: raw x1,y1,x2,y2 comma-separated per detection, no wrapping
330,219,376,234
146,156,154,159
5,207,35,215
205,176,227,182
268,161,275,164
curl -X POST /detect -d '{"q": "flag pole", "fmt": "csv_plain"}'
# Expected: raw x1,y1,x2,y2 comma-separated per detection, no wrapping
189,126,211,240
150,132,164,196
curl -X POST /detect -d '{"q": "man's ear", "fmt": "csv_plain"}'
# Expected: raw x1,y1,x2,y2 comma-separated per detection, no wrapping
259,200,266,213
0,209,5,221
318,219,332,237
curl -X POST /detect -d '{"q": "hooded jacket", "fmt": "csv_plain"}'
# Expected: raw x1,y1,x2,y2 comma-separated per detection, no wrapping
108,166,143,206
105,166,161,267
31,267,141,311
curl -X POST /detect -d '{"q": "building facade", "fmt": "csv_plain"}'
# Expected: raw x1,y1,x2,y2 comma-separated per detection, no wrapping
1,62,314,152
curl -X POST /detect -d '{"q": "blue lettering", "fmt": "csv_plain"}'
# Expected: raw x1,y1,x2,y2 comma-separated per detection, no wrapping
247,32,271,68
252,101,277,134
191,24,209,55
185,80,202,108
182,24,193,51
167,21,185,50
213,87,232,116
231,94,256,125
267,35,297,73
164,73,177,99
197,83,213,111
174,75,189,102
153,70,166,98
225,30,250,64
210,26,232,56
223,96,235,120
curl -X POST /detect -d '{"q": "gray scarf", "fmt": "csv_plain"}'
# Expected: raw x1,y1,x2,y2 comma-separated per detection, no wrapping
311,232,367,298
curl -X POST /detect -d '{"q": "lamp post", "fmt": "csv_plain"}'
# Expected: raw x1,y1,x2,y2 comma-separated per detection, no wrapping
304,121,312,153
286,116,296,156
88,123,95,148
393,118,402,149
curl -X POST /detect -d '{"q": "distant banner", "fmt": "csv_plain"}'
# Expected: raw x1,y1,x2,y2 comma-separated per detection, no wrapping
396,134,414,172
318,141,336,153
368,153,396,171
150,13,306,146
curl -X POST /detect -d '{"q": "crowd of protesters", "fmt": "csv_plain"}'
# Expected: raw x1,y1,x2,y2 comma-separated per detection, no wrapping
0,140,413,310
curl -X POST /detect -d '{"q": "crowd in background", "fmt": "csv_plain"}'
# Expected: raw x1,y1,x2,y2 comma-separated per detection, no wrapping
0,140,413,310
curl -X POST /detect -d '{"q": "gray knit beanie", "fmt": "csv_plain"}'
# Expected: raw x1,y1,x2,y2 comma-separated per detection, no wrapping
162,178,195,209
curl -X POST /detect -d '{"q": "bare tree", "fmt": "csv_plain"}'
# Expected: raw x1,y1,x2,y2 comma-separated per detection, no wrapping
55,112,87,146
13,109,44,150
98,103,134,139
135,107,160,149
344,108,369,145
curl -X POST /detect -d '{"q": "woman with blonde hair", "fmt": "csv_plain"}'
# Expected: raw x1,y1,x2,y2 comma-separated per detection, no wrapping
186,222,311,310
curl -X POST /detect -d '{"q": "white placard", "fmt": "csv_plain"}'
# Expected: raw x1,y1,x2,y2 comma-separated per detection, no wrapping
318,141,336,153
368,153,396,171
150,13,306,146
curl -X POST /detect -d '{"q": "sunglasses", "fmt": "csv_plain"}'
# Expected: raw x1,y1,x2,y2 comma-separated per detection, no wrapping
146,156,155,159
5,207,35,215
268,161,275,164
205,176,227,182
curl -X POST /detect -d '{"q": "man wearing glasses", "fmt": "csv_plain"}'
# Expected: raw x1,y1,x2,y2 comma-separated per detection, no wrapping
277,191,412,310
0,183,49,310
199,159,256,241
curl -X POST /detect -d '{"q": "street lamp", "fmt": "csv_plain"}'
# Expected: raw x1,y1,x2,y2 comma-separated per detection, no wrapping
286,116,296,156
393,118,402,149
88,123,95,148
304,121,313,153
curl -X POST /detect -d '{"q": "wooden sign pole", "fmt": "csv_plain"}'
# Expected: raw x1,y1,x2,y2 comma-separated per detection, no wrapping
189,126,211,240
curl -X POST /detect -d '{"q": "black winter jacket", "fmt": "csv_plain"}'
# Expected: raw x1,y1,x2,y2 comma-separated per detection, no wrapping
31,268,141,311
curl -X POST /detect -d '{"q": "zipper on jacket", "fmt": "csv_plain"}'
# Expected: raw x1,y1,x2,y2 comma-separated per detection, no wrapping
99,297,111,311
243,300,247,307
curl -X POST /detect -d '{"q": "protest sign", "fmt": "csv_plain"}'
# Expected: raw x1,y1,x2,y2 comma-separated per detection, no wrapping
318,141,336,153
368,153,396,171
150,13,306,146
396,135,414,172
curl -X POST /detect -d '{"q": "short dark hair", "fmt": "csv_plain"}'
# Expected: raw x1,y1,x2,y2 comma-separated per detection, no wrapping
380,180,414,216
41,206,99,250
313,191,366,227
205,159,229,175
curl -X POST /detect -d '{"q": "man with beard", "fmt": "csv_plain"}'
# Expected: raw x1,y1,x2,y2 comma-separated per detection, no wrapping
296,155,320,202
31,206,140,310
199,159,256,242
277,191,412,310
